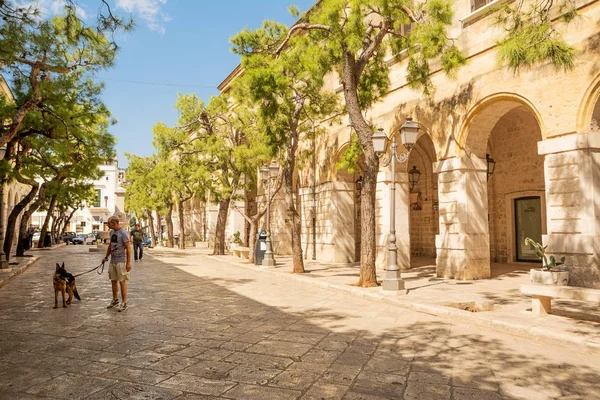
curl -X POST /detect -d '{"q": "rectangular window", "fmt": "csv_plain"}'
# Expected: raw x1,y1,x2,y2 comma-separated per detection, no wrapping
81,221,86,227
471,0,494,12
93,189,101,208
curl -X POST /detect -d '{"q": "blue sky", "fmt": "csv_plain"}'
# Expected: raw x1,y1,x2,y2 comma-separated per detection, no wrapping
84,0,316,167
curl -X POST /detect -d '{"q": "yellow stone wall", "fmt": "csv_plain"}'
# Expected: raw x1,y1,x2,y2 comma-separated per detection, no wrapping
293,0,600,286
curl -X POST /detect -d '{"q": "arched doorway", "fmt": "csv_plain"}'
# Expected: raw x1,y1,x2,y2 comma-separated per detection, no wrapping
486,107,545,265
463,96,545,271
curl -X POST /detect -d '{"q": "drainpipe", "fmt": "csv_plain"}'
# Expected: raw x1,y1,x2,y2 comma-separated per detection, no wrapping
312,120,317,260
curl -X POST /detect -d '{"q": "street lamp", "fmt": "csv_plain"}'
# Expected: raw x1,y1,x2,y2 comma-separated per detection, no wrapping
0,146,9,271
372,117,420,293
260,162,279,267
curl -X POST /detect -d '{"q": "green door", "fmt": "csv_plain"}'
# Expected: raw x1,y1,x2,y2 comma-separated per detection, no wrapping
515,197,542,262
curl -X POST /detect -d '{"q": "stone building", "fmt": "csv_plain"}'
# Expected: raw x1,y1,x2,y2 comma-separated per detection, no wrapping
0,75,31,244
218,0,600,288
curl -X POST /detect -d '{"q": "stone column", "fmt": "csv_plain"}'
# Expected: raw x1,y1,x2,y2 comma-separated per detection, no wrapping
538,132,600,288
332,181,356,263
434,154,490,280
376,169,410,270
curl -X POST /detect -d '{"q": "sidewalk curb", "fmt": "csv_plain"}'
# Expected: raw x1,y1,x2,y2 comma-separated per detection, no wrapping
27,242,67,252
207,254,600,355
0,256,41,289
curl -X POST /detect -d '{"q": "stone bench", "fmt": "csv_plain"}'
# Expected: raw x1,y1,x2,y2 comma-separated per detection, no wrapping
520,284,600,316
232,246,250,259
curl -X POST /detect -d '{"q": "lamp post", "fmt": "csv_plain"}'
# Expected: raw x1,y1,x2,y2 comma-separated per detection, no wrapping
372,117,420,293
260,162,279,267
0,146,9,271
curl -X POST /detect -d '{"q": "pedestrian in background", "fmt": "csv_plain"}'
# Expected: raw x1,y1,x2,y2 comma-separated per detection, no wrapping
130,223,145,261
103,216,132,312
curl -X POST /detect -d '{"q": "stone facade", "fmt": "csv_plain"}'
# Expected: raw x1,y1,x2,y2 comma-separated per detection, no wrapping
218,0,600,288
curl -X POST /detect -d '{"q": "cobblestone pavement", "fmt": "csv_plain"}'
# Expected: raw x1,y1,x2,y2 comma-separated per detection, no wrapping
0,246,599,400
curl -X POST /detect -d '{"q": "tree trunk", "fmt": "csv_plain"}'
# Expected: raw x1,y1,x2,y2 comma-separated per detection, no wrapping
177,197,186,249
37,194,57,248
156,211,162,246
61,208,77,237
165,204,174,248
212,197,231,255
146,209,157,247
285,142,305,274
4,184,36,259
17,184,46,257
342,51,380,287
51,211,63,242
0,67,42,147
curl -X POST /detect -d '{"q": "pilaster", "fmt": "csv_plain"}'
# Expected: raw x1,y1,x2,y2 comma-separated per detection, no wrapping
538,132,600,288
434,154,491,280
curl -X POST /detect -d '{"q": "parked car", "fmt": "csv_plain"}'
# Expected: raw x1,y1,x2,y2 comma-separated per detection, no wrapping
62,231,76,244
71,234,87,245
85,233,97,245
32,232,41,246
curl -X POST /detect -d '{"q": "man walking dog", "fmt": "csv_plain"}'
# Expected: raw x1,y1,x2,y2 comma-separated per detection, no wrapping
103,216,132,312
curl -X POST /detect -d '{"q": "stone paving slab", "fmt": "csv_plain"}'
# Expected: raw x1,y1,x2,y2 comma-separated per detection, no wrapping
188,249,600,355
0,246,599,400
0,255,40,288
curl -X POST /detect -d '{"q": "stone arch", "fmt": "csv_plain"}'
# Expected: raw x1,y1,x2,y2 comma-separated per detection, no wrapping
12,190,19,209
577,74,600,131
460,93,546,158
462,96,546,265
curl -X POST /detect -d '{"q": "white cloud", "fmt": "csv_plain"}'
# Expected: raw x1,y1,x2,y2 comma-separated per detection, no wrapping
116,0,170,34
16,0,88,20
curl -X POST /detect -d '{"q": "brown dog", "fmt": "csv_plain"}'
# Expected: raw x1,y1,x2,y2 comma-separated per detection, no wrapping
53,263,81,308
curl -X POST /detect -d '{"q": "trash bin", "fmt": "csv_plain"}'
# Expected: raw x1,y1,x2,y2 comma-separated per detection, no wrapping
22,236,31,251
254,230,268,265
44,232,52,247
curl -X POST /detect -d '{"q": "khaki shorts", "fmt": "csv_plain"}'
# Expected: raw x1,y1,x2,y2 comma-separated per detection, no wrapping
108,262,130,281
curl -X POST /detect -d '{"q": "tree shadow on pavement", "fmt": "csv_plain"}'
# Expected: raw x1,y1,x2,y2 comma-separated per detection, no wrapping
0,247,598,400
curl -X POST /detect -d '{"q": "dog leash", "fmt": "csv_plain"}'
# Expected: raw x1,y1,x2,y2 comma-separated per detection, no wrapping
73,261,105,277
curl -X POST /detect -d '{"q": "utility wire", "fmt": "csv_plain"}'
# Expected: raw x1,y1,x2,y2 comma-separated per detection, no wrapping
103,78,218,89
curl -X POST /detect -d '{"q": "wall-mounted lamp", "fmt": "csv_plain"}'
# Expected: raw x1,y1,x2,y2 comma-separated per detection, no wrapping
408,166,421,192
486,154,496,181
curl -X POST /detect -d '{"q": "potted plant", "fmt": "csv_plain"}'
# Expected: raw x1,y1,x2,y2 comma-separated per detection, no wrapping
524,237,569,285
230,231,243,248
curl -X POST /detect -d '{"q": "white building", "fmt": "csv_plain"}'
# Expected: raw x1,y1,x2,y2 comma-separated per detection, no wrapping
31,158,126,234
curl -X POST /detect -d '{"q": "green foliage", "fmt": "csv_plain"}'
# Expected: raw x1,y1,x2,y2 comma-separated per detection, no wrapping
337,132,363,173
524,237,566,271
15,70,116,188
0,4,120,146
232,231,243,245
495,1,577,72
306,0,466,97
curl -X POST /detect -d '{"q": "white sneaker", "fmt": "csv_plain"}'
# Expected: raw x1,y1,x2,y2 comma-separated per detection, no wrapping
107,299,119,309
118,303,127,312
